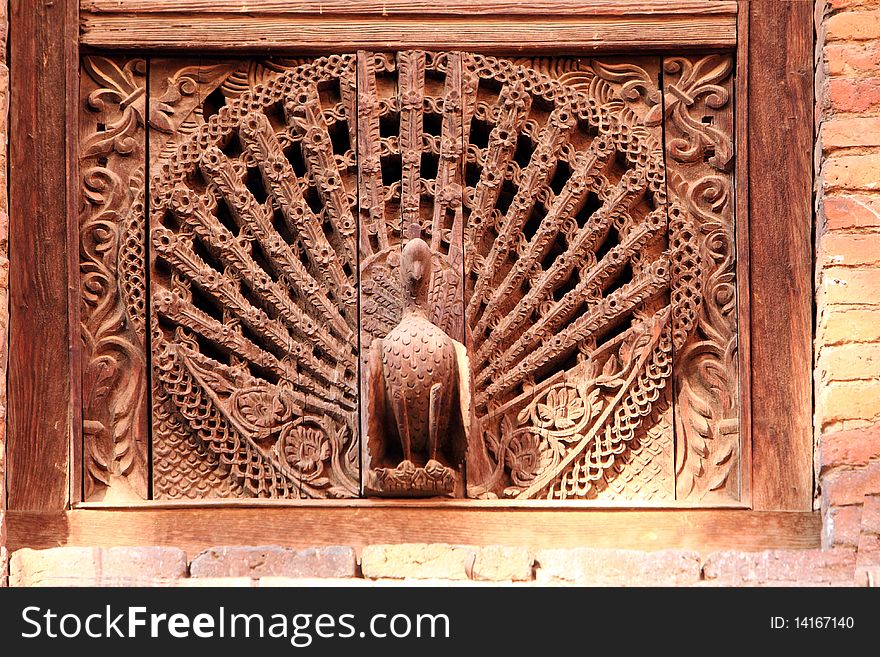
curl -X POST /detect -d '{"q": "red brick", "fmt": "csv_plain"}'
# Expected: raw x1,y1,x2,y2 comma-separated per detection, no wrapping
818,343,880,382
828,77,880,113
823,504,865,548
822,462,880,507
819,267,880,304
10,547,188,587
821,424,880,471
822,194,880,230
534,548,701,586
189,546,356,579
825,43,880,76
827,10,880,41
860,494,880,535
821,116,880,150
823,154,880,190
820,307,880,344
702,549,857,585
856,496,880,585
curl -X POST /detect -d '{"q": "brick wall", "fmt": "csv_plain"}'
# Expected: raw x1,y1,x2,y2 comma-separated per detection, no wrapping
816,0,880,584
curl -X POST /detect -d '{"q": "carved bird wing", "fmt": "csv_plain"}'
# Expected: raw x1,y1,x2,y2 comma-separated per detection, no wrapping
457,55,703,499
149,57,362,499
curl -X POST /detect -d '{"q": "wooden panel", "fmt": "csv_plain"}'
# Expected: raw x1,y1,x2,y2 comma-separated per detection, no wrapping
78,56,150,502
79,16,737,52
82,1,739,16
748,0,813,511
660,53,741,502
7,0,78,510
8,507,820,557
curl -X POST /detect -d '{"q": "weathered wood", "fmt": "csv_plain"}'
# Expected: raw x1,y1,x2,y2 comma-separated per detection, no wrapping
7,0,78,511
748,0,813,511
82,1,738,16
79,16,737,52
7,507,820,556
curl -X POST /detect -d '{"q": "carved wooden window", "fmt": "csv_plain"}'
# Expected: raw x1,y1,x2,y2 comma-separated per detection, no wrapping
79,49,742,505
6,3,817,558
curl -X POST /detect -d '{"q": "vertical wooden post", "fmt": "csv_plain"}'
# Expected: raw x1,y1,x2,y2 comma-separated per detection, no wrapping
7,0,79,510
748,0,814,511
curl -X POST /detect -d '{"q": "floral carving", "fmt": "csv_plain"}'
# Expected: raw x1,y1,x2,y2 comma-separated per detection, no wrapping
659,54,740,501
282,425,332,479
536,387,585,431
647,55,734,171
80,56,152,501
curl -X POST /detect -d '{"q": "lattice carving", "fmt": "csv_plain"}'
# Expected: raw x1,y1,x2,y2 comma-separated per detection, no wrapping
148,55,360,498
84,51,740,502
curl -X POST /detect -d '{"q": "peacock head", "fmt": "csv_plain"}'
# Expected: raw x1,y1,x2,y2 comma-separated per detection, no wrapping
401,237,432,311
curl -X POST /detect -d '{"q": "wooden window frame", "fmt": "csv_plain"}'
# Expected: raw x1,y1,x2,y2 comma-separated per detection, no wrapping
5,0,817,554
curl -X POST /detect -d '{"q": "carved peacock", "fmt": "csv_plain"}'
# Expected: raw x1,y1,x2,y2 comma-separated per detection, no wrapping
137,51,734,500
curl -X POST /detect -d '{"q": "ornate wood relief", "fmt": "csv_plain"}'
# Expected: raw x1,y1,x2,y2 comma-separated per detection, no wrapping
652,54,739,502
148,55,360,499
357,52,468,497
79,51,740,503
79,56,151,502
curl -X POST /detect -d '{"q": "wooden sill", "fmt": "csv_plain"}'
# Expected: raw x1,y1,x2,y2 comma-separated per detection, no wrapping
7,508,820,559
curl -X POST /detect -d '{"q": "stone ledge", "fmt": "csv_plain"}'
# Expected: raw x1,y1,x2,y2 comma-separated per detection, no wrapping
4,544,872,586
190,546,356,579
259,577,534,587
360,544,534,582
472,546,533,582
702,549,858,586
361,544,475,580
174,577,255,588
534,548,702,586
10,546,188,587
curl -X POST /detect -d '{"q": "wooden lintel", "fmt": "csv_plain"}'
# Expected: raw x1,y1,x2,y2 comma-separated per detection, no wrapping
80,12,737,53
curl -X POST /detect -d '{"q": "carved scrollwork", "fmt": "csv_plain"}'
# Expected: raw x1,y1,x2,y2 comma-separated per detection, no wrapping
660,54,739,501
80,56,152,501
